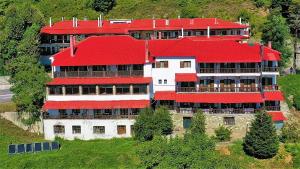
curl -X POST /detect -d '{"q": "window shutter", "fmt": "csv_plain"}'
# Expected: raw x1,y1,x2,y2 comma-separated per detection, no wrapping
164,61,168,68
180,61,184,68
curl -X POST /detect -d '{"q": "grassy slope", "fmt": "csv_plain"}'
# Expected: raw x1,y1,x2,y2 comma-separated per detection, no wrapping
278,74,300,108
0,118,139,169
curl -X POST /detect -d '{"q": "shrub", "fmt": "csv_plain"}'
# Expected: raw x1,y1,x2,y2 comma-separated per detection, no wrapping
133,107,172,141
243,111,279,159
215,125,232,142
91,0,116,13
189,109,205,135
281,118,300,143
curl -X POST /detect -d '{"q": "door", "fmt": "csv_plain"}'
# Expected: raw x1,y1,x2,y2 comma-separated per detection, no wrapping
183,117,192,129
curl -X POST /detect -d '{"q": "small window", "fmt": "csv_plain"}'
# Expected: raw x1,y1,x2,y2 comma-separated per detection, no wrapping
49,86,63,95
117,125,126,135
164,79,167,84
82,85,96,95
158,79,162,84
65,85,79,95
223,117,235,125
54,125,65,134
116,85,130,94
180,61,191,68
133,85,147,94
155,61,168,68
72,126,81,134
93,126,105,134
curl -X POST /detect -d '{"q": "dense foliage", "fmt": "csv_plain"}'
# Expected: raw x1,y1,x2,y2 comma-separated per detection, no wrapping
189,109,206,135
89,0,116,13
278,74,300,110
243,111,279,159
133,107,173,141
214,125,232,142
281,118,300,143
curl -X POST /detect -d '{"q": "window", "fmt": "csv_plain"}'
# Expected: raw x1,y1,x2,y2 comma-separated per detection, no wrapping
54,125,65,134
133,64,143,70
155,61,168,68
180,61,191,68
117,125,126,135
82,85,96,95
99,85,113,95
92,65,106,71
164,79,167,84
93,126,105,134
72,126,81,134
49,86,63,95
133,85,147,94
223,117,235,125
116,85,130,94
158,79,162,84
65,85,79,95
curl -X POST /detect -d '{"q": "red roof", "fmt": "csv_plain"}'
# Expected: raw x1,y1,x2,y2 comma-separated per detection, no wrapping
267,111,287,121
154,91,176,100
263,47,281,61
176,93,263,103
263,91,284,101
48,77,152,85
41,18,248,35
43,100,150,110
52,36,146,66
186,35,247,41
175,73,197,82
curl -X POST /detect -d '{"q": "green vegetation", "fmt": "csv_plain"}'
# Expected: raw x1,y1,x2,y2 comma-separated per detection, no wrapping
0,102,16,113
278,74,300,110
285,143,300,168
281,118,300,143
214,125,232,142
189,110,206,135
243,111,279,159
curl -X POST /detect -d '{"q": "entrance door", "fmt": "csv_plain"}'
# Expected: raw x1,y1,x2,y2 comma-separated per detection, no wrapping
183,117,192,129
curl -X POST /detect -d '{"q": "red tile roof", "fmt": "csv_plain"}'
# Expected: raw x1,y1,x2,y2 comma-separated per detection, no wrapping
43,100,150,110
52,36,146,66
41,18,248,35
154,91,176,100
175,73,197,82
176,93,263,103
267,111,287,121
263,91,284,101
48,77,152,85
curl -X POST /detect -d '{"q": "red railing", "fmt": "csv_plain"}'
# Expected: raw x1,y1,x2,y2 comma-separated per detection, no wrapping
43,114,138,119
54,70,144,78
176,87,260,93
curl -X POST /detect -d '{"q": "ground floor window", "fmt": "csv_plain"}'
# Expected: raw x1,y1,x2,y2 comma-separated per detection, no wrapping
72,125,81,134
54,125,65,134
93,126,105,134
117,125,126,135
223,117,235,125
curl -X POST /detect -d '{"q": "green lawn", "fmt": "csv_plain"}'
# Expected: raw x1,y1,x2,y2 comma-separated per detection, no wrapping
278,74,300,110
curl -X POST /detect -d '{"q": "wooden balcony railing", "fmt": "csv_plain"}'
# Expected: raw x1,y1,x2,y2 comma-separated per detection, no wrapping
53,70,144,78
262,85,279,91
176,108,260,114
198,68,260,73
262,67,279,72
176,87,260,93
264,106,280,111
43,114,138,119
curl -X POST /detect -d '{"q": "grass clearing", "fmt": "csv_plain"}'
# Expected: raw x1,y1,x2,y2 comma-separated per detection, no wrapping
278,74,300,110
0,102,16,113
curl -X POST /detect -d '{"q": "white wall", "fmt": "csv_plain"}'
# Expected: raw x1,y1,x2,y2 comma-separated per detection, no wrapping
44,119,135,140
152,57,196,92
47,94,150,101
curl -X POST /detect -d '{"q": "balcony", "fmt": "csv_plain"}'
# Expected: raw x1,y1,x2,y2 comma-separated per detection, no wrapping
176,87,260,93
53,70,144,78
198,68,260,73
265,106,280,111
43,114,138,119
176,108,260,114
262,67,279,72
262,85,279,91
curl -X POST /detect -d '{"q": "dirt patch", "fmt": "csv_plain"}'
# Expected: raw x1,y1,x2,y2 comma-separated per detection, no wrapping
217,145,231,156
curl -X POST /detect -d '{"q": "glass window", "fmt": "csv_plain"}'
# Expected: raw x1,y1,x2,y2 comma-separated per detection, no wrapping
65,85,79,95
164,79,167,84
99,85,113,95
155,61,168,68
117,125,126,135
116,85,130,94
49,86,63,95
72,126,81,134
54,125,65,134
158,79,162,84
133,85,147,94
180,61,191,68
223,117,235,125
92,66,106,71
82,85,96,95
93,126,105,134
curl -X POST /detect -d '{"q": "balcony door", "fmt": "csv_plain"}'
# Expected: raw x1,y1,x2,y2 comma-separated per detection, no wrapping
220,79,235,92
199,79,214,92
240,79,256,92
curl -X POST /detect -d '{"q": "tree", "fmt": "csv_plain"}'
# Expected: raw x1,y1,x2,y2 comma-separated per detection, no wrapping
92,0,116,13
262,11,292,64
133,107,173,141
189,109,206,135
281,118,300,143
289,4,300,70
17,24,41,58
271,0,292,18
243,111,279,159
214,125,232,142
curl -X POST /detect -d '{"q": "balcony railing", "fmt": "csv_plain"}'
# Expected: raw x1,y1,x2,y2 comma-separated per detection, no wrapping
262,67,279,72
262,85,279,91
265,106,280,111
43,114,138,119
176,108,260,114
176,87,260,93
53,70,144,78
198,68,260,73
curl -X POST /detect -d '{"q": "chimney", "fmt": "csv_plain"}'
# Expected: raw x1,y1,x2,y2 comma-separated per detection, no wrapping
239,17,242,24
165,19,169,26
178,15,180,19
49,17,52,27
207,26,210,38
62,17,64,21
72,17,75,27
145,40,149,63
268,41,272,49
99,14,103,27
70,35,76,57
75,18,78,27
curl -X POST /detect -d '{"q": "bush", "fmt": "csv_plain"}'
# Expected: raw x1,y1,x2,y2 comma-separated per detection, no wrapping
91,0,116,13
215,125,232,142
189,109,206,135
243,111,279,159
133,107,172,141
281,118,300,143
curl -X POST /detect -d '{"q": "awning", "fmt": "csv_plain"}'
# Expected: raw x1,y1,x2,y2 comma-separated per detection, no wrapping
43,100,150,110
263,91,284,101
176,93,263,103
175,73,197,82
48,77,152,85
154,91,176,100
267,111,287,121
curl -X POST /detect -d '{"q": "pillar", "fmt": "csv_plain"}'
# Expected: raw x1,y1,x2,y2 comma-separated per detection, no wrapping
79,85,82,95
96,85,99,95
147,84,150,94
62,86,66,95
130,85,133,95
113,85,116,95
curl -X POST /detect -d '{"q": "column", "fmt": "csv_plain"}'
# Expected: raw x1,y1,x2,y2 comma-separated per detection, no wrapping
46,86,50,95
79,85,82,95
62,86,66,95
96,85,99,95
113,85,116,95
130,85,133,95
146,84,150,94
